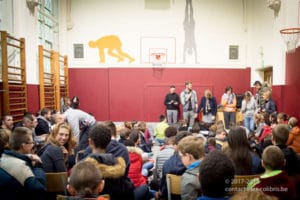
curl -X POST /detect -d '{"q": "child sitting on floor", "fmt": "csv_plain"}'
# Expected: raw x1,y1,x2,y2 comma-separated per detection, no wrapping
66,161,107,200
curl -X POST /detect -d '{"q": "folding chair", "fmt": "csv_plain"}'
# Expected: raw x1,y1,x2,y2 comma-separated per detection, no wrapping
166,174,181,200
45,172,68,193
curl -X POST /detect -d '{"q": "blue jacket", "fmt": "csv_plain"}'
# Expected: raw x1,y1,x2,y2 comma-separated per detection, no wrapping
160,152,186,198
81,140,131,176
0,150,46,200
197,96,217,116
262,98,276,114
106,140,131,176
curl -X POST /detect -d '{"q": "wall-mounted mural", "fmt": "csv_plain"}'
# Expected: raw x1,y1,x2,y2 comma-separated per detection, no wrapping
183,0,198,64
88,35,135,64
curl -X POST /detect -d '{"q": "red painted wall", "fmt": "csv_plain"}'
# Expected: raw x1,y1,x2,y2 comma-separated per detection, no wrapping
27,84,39,114
68,67,251,121
284,47,300,121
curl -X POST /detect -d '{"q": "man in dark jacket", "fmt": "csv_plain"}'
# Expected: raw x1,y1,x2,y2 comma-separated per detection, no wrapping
164,85,180,124
0,127,46,200
85,124,134,200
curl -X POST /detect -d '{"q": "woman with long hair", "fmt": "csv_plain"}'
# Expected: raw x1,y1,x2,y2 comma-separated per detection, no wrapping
224,127,262,175
38,122,76,172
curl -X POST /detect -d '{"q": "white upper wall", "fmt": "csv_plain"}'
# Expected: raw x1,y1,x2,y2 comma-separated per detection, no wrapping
1,0,299,85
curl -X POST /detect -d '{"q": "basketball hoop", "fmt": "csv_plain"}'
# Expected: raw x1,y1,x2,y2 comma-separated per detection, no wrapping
151,52,166,67
280,28,300,53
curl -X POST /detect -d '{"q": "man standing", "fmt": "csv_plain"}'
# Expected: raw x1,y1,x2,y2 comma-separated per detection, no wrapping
180,81,198,129
164,85,180,124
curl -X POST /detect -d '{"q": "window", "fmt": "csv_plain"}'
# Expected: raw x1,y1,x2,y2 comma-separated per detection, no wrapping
38,0,59,51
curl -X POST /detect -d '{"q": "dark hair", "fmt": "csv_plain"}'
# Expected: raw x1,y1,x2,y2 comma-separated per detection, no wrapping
101,121,117,137
129,129,140,144
170,85,175,88
272,124,289,145
191,121,201,133
225,86,232,93
269,112,277,125
22,112,34,122
199,150,235,198
164,126,178,138
1,114,12,122
159,115,166,122
40,107,51,116
71,96,80,109
88,124,111,149
175,131,191,145
225,127,252,175
253,80,262,86
123,139,135,147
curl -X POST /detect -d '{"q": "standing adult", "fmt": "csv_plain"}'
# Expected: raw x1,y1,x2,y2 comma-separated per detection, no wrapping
197,89,217,124
164,85,180,124
253,80,263,113
180,81,198,129
261,90,276,115
241,91,256,132
221,86,237,130
253,81,271,113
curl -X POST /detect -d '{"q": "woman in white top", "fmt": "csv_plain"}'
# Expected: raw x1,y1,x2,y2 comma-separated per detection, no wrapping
241,91,256,132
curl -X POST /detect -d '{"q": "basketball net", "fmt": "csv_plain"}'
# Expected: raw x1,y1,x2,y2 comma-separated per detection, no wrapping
280,28,300,53
151,53,166,67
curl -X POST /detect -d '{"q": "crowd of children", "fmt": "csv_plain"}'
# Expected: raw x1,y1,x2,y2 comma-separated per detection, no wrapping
1,90,300,200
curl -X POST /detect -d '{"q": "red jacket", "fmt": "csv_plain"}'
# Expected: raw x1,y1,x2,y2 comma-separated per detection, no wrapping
127,146,147,188
258,125,272,142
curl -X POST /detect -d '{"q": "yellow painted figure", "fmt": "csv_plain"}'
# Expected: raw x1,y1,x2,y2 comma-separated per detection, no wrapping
89,35,135,63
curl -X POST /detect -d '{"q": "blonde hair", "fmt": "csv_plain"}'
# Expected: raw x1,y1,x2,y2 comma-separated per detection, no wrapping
0,129,10,151
178,135,204,159
204,89,212,98
47,122,76,154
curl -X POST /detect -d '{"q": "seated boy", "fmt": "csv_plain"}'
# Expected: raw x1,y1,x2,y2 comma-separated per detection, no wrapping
67,161,107,200
272,124,300,176
158,131,190,199
178,135,204,199
197,150,235,200
85,124,134,200
247,145,297,200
